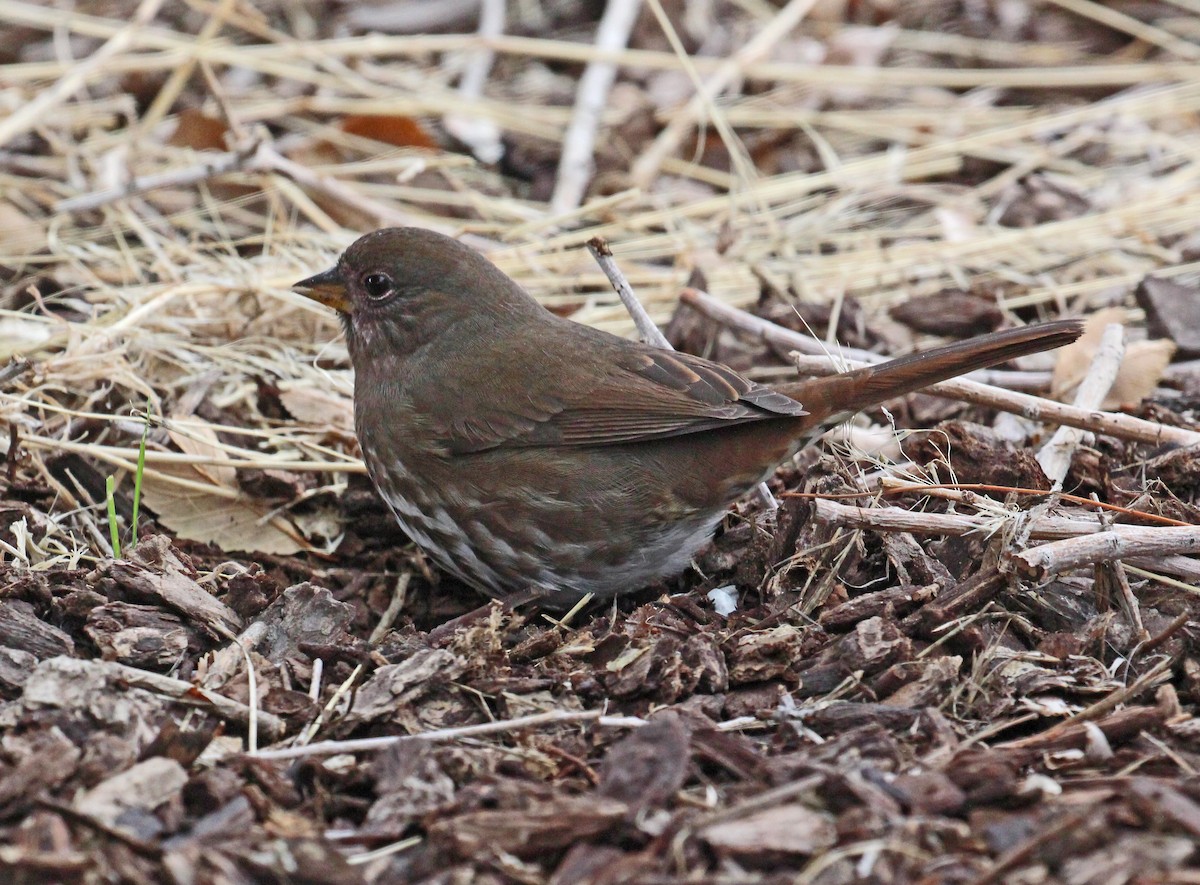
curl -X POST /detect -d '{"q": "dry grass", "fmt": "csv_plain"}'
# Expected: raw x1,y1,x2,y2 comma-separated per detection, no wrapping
1,1,1196,563
5,7,1200,880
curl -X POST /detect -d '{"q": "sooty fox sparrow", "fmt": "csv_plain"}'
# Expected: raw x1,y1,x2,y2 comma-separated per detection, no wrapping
295,228,1081,605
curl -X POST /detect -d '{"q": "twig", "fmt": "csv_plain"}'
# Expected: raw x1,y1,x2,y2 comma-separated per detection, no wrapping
74,657,285,741
200,622,268,690
811,498,1200,583
308,657,323,702
812,497,1084,539
1090,493,1146,637
0,0,164,150
993,705,1164,753
587,237,669,347
18,433,365,474
968,808,1098,885
1140,610,1190,655
55,134,498,247
878,480,1191,528
1106,555,1145,637
232,635,260,754
786,350,1200,448
1012,525,1200,579
368,572,411,644
250,708,647,760
681,289,1057,391
34,798,164,859
1034,654,1176,735
293,663,364,749
344,836,423,867
0,358,31,388
1036,323,1124,487
55,144,255,213
550,0,643,213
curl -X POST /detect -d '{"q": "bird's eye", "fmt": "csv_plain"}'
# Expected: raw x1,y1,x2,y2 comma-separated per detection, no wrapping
362,272,394,300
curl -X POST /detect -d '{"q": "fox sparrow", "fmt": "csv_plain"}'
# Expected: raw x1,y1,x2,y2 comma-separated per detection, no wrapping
295,228,1082,605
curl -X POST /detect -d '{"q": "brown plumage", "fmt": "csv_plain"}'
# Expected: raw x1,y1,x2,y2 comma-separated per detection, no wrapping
295,227,1082,605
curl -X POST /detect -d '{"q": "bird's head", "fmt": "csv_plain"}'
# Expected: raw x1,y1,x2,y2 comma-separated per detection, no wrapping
293,227,545,358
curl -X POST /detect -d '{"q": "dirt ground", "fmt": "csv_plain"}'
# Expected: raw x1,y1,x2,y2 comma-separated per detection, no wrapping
3,1,1200,883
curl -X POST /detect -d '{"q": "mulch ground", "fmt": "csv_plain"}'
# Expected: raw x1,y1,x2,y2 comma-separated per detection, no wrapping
3,1,1200,883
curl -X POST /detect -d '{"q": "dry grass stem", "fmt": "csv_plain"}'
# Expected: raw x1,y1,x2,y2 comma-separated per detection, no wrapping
3,3,1200,876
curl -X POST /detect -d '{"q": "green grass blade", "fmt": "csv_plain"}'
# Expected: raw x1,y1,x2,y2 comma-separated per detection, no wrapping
105,474,121,559
131,401,151,547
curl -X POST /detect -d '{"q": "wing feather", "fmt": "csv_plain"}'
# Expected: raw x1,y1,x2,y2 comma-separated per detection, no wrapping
445,345,806,454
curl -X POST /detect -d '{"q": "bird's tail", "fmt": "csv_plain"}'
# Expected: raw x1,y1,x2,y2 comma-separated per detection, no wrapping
776,319,1083,434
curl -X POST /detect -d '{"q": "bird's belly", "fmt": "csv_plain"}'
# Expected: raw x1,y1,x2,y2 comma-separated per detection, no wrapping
359,441,729,602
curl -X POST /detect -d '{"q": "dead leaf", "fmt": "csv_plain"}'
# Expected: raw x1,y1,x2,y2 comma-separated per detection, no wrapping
278,381,354,435
1051,307,1175,408
701,804,837,856
139,422,306,555
167,109,229,151
340,114,436,149
0,199,46,257
1106,339,1175,407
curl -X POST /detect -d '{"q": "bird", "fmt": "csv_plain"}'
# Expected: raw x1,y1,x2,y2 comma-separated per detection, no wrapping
294,227,1082,606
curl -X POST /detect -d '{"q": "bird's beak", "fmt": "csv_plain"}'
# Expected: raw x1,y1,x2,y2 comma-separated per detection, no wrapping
293,266,352,314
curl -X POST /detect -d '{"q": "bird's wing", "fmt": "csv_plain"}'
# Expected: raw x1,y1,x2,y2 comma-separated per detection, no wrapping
444,345,806,454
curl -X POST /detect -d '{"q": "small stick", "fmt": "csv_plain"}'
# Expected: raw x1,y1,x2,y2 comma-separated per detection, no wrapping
56,137,498,252
787,352,1200,448
1036,322,1124,487
55,145,254,213
587,237,669,347
811,498,1200,583
815,495,1190,541
683,288,1054,391
0,358,31,387
293,663,364,749
1092,493,1146,638
968,809,1098,885
1024,654,1176,738
1140,609,1190,654
1106,557,1145,637
251,708,646,760
72,657,285,741
368,572,411,644
1012,525,1200,579
550,0,643,214
879,479,1191,528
